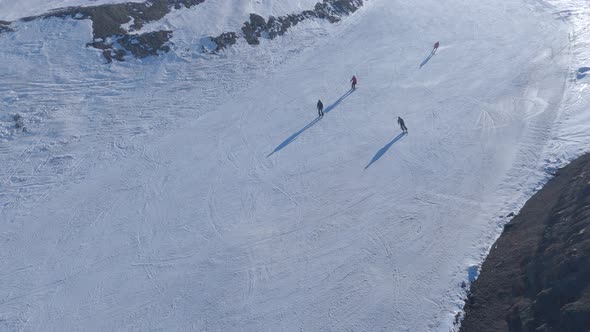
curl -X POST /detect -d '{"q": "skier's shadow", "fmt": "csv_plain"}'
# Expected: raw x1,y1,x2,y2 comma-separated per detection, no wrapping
364,132,406,169
419,48,437,68
267,117,321,157
267,90,354,157
325,89,354,114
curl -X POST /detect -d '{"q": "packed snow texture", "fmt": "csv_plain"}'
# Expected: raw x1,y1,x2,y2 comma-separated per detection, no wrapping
0,0,587,330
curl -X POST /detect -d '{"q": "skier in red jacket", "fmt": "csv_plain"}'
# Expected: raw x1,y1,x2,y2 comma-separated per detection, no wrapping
350,75,357,90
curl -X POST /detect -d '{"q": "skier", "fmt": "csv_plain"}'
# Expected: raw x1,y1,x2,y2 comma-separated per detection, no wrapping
433,41,440,53
317,99,324,117
397,116,408,133
350,75,357,90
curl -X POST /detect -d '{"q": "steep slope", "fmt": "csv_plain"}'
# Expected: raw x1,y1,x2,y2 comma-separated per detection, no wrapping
458,0,590,330
460,153,590,332
0,0,573,330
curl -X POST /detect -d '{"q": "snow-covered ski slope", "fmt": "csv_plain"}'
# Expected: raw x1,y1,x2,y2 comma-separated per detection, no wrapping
542,0,590,166
0,0,584,330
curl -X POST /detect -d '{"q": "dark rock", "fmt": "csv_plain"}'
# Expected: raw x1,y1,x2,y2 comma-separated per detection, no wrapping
112,49,126,62
461,154,590,332
102,50,114,63
0,20,12,34
119,30,173,58
207,0,365,52
13,113,24,129
17,0,205,61
5,0,365,59
315,0,364,23
86,41,112,50
560,300,590,331
241,13,267,45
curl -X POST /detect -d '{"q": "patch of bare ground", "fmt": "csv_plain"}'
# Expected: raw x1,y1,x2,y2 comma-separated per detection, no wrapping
204,0,365,52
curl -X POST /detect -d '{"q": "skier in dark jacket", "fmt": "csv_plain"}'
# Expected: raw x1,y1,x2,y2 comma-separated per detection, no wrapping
350,75,357,90
317,99,324,117
397,116,408,132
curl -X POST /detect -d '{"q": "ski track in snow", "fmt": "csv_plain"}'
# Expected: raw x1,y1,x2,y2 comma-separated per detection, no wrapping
1,0,588,330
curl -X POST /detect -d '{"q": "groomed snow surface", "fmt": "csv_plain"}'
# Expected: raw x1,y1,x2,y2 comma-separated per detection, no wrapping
1,0,586,330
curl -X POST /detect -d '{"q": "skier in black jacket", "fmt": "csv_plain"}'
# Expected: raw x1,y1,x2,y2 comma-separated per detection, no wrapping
397,116,408,132
317,100,324,117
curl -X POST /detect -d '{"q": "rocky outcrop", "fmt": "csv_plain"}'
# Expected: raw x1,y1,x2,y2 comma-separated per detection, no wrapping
3,0,365,61
208,32,238,53
460,154,590,332
0,20,12,34
119,30,173,58
205,0,365,52
19,0,205,62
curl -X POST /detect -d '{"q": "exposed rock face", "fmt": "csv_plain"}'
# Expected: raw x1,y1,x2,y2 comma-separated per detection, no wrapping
119,30,173,58
0,20,12,33
241,13,268,45
206,0,365,52
209,32,238,53
460,154,590,332
3,0,366,61
20,0,205,62
314,0,365,23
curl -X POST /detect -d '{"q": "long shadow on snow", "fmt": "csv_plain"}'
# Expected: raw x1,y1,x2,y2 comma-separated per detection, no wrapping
267,90,354,157
577,67,590,79
419,49,437,68
364,132,406,169
324,89,354,114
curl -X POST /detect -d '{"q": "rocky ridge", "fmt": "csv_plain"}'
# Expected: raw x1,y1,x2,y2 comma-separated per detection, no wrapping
0,0,366,62
460,154,590,332
0,20,12,33
20,0,205,62
205,0,365,52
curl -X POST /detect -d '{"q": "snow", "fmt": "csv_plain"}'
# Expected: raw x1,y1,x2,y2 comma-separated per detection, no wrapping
136,0,323,54
0,0,587,330
0,0,144,21
0,0,321,22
